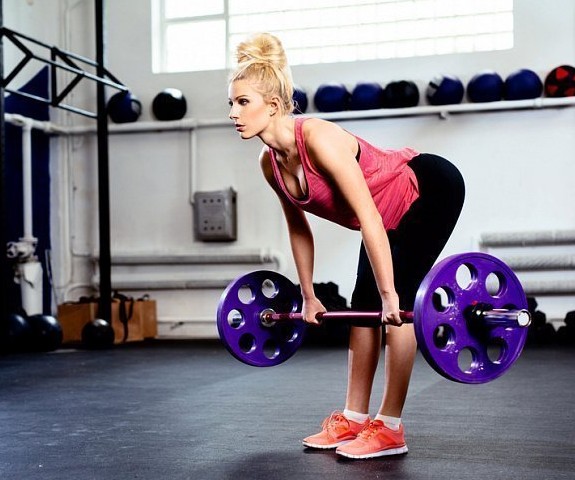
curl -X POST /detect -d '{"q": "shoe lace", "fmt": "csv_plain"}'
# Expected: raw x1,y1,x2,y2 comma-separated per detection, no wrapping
357,420,384,440
321,411,349,434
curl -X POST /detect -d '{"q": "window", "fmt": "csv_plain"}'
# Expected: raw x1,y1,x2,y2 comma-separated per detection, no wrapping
152,0,514,73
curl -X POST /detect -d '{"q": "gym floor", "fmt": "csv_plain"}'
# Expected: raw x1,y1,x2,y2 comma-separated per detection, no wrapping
1,341,574,480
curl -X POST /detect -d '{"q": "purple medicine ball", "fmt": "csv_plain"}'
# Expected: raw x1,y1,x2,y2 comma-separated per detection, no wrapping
350,82,385,110
314,83,350,112
467,71,504,103
504,69,543,100
426,75,465,105
292,87,308,114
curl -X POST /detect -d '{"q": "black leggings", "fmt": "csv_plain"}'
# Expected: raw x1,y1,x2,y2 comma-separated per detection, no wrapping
350,153,465,325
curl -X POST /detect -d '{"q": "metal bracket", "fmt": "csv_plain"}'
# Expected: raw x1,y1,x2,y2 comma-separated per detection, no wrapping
1,26,127,118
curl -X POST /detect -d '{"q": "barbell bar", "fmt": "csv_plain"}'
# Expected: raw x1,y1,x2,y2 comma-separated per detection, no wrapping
262,307,531,329
216,252,531,384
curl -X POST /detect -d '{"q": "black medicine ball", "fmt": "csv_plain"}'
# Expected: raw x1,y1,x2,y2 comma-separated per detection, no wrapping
0,313,31,353
382,80,420,108
544,65,575,97
107,91,142,123
82,319,115,349
152,88,188,121
27,314,63,352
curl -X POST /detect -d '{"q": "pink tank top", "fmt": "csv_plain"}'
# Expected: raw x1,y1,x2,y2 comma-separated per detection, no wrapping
269,117,420,231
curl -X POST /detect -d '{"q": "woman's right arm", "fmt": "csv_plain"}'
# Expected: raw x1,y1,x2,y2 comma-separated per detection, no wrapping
259,148,326,323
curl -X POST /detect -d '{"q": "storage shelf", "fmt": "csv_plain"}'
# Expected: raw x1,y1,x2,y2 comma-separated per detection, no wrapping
6,96,575,135
309,96,575,122
120,95,575,132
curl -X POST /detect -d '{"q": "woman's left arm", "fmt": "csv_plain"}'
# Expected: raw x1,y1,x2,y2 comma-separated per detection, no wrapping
305,120,402,325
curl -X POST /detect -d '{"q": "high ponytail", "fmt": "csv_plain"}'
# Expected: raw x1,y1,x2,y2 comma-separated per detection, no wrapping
230,33,294,115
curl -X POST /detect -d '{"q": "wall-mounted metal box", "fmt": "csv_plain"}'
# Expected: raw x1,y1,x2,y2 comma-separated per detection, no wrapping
193,188,237,241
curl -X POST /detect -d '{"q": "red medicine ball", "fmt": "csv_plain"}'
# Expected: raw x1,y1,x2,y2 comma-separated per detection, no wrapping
544,65,575,97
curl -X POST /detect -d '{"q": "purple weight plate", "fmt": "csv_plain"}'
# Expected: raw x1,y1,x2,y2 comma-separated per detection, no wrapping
217,270,305,367
414,252,528,384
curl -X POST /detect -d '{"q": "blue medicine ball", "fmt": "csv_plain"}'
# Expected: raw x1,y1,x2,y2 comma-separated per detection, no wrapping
426,75,465,105
292,87,308,114
350,82,384,110
313,83,350,112
152,88,187,121
107,91,142,123
467,71,504,103
504,69,543,100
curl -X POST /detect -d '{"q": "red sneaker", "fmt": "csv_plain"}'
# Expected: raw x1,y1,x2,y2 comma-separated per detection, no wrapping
336,420,408,459
302,411,369,449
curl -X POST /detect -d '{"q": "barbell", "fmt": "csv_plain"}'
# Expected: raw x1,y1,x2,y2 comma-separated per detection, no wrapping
216,252,531,384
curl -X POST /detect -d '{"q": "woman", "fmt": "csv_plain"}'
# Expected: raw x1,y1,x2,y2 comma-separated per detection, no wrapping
228,33,465,460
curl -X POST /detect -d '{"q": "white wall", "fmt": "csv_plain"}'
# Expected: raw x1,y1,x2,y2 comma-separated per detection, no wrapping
5,0,575,335
2,0,60,124
104,0,575,120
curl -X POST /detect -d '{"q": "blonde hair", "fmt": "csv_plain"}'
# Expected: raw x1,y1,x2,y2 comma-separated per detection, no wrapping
230,33,294,115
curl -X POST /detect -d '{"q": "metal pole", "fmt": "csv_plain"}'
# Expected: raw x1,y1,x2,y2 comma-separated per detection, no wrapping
95,0,112,321
0,0,9,320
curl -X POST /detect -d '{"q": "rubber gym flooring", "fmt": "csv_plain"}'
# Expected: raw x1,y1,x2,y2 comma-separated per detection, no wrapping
1,341,574,480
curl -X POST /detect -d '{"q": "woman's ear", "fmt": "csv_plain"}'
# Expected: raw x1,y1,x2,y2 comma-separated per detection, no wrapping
269,96,281,116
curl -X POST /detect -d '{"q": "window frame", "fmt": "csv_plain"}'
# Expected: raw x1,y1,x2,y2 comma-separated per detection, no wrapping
152,0,514,74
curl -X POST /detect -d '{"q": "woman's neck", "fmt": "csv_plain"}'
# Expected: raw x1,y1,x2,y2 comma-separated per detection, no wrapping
259,115,296,157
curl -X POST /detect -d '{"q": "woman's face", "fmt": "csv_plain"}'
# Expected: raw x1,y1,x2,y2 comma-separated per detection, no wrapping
228,79,272,139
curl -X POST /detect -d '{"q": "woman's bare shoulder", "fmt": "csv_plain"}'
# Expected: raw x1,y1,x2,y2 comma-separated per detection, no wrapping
302,117,356,156
301,117,342,137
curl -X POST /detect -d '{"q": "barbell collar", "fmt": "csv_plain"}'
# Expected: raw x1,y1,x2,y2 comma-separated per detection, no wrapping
479,308,532,328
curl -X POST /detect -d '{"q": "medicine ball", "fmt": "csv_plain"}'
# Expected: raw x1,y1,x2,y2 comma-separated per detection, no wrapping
0,313,31,353
313,83,350,112
544,65,575,97
426,75,465,105
467,71,504,103
504,69,543,100
350,82,385,110
107,91,142,123
382,80,420,108
152,88,188,120
27,314,63,352
82,319,115,350
292,87,308,114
